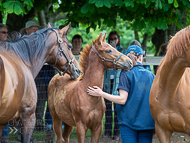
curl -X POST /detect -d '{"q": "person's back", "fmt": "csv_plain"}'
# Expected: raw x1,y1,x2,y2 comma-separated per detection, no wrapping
116,64,155,129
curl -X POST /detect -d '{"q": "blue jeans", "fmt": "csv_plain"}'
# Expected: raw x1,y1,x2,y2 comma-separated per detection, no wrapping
2,124,9,137
120,125,154,143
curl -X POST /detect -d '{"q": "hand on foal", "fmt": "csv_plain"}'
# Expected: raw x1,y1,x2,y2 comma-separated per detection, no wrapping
87,86,103,97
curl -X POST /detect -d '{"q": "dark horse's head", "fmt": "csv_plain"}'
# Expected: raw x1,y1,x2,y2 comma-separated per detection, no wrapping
46,23,82,79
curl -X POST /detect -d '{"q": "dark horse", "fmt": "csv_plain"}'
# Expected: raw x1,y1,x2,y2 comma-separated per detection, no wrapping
0,23,81,143
149,25,190,142
48,33,133,143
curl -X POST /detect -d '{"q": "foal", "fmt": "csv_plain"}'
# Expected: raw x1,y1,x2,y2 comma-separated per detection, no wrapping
48,33,133,143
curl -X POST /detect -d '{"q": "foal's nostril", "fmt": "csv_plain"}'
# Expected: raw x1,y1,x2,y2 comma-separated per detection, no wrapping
78,69,82,75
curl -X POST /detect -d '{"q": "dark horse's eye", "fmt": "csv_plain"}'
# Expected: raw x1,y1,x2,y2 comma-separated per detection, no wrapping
105,49,112,53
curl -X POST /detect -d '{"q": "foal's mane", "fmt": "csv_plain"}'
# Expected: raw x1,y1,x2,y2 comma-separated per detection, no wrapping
166,26,190,60
0,27,53,67
78,35,102,80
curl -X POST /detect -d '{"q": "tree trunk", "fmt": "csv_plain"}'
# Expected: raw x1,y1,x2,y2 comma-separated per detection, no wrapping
167,23,176,42
151,28,166,56
6,8,36,32
141,33,149,50
134,30,139,42
37,11,46,28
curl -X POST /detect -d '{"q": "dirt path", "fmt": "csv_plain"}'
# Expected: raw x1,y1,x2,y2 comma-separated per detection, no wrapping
67,132,190,143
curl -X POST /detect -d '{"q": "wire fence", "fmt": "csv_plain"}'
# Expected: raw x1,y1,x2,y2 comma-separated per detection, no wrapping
6,65,121,143
5,56,164,143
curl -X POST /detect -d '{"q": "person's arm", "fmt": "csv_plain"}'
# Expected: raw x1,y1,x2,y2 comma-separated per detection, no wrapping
87,86,128,105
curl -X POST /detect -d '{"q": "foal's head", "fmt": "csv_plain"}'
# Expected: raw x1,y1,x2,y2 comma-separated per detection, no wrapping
92,32,133,70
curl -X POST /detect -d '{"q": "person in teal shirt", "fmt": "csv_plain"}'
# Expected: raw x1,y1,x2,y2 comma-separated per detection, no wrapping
88,45,155,143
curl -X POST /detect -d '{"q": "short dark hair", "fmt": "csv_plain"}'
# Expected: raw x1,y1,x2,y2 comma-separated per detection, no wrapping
0,23,7,30
108,31,120,46
72,34,83,43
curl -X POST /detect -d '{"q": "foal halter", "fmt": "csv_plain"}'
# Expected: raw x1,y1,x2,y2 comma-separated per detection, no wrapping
52,29,75,76
91,45,123,71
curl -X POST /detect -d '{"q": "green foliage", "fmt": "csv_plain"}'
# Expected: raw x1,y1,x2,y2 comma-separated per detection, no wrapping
104,0,111,8
2,0,34,15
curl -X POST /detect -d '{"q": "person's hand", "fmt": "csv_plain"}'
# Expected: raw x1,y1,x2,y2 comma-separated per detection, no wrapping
87,86,103,97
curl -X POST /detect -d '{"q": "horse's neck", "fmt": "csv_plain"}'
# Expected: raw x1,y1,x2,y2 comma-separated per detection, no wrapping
30,36,56,78
159,56,188,93
82,54,105,89
31,56,47,78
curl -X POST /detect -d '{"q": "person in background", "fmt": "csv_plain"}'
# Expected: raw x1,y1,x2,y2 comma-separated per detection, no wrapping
20,19,40,36
71,34,83,55
103,31,126,141
87,45,155,143
154,43,167,74
0,23,9,143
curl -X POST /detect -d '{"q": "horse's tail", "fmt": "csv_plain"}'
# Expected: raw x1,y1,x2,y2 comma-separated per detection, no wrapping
0,56,5,107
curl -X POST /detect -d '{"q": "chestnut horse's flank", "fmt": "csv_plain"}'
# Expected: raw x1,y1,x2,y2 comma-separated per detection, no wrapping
149,26,190,143
48,32,133,143
0,23,81,143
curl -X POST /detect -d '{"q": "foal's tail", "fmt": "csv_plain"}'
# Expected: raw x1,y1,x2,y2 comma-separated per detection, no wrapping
0,56,5,107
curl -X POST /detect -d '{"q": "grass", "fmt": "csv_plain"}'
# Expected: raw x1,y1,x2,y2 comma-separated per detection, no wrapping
7,102,117,142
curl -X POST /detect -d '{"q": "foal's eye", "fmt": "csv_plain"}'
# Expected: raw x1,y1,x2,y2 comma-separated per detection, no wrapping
105,49,112,53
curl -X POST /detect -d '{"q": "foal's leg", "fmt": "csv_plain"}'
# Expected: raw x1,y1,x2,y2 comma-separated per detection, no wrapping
62,123,74,143
53,115,64,143
155,122,172,143
76,122,87,143
91,123,103,143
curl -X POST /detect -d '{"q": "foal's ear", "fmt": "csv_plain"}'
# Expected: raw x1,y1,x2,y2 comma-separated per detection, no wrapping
47,22,52,28
102,33,106,42
59,22,71,35
97,32,102,44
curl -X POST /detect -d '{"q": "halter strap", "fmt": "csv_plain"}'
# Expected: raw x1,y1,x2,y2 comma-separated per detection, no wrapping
51,29,75,76
91,45,123,71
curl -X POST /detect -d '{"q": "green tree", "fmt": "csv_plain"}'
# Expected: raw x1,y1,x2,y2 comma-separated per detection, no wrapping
1,0,190,54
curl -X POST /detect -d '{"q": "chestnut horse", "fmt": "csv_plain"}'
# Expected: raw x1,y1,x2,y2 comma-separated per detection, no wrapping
149,25,190,143
48,33,133,143
0,23,81,143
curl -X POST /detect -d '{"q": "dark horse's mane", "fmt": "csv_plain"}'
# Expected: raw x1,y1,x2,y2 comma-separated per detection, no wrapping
166,26,190,60
78,35,102,81
0,27,53,67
